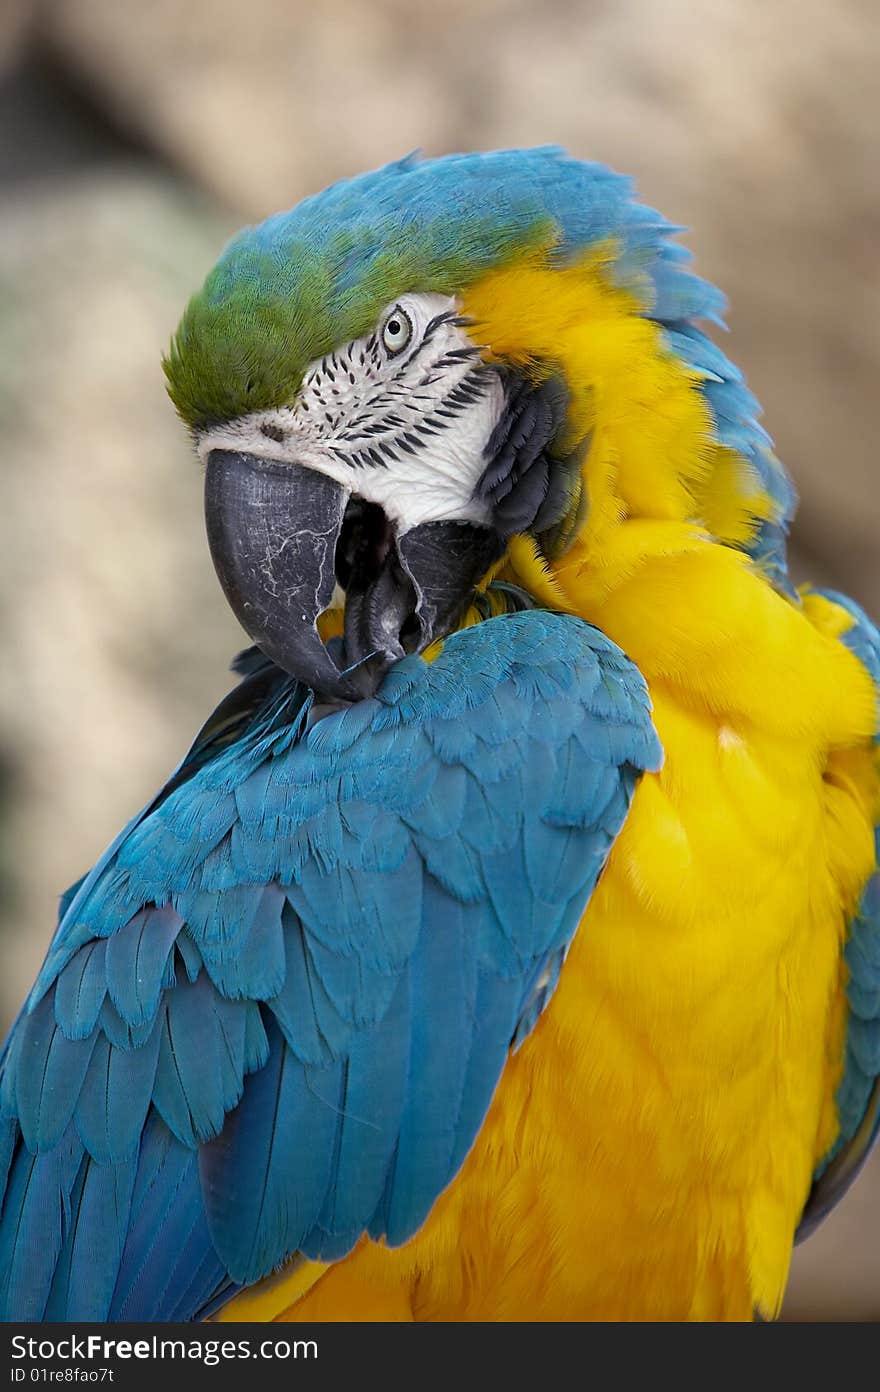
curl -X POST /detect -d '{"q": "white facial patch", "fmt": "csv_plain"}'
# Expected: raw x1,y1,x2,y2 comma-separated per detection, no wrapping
197,293,505,534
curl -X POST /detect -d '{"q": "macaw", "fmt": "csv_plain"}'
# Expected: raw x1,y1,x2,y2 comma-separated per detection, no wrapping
1,148,878,1324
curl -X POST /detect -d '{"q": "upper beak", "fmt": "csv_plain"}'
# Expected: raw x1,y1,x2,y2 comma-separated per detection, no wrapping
205,450,503,701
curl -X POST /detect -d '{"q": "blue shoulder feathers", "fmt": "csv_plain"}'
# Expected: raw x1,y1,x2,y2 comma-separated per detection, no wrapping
0,611,661,1320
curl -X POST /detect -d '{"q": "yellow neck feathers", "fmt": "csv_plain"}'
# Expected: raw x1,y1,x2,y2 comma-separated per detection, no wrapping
462,246,774,567
464,253,875,748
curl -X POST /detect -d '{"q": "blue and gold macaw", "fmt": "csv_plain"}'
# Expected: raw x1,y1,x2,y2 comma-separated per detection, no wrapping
1,149,878,1322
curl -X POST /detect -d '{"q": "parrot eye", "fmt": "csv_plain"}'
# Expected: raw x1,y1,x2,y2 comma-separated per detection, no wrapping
381,305,413,357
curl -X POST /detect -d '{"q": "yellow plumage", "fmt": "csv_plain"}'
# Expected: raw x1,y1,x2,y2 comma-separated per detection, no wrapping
219,253,880,1321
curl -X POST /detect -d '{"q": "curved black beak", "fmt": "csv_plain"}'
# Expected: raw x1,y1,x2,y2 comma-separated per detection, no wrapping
205,450,359,700
205,450,504,701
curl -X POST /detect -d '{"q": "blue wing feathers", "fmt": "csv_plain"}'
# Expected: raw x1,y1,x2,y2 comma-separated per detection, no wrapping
266,908,343,1066
98,996,154,1051
377,886,476,1246
105,906,181,1026
50,1152,138,1321
75,1024,161,1163
311,972,412,1243
0,610,660,1317
110,1120,198,1318
0,1126,82,1320
15,995,96,1152
208,882,286,998
54,939,108,1039
445,972,527,1185
0,1114,17,1210
511,947,568,1051
113,1130,225,1322
201,1017,346,1280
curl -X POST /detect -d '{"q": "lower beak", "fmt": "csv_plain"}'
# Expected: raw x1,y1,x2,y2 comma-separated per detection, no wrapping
205,450,503,701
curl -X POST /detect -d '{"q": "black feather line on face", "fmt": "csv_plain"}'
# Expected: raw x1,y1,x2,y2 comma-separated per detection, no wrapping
475,370,583,542
294,313,497,480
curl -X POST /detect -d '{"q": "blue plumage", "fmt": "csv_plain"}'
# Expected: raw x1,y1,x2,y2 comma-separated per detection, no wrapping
661,318,797,595
796,591,880,1240
0,610,661,1318
821,592,880,1154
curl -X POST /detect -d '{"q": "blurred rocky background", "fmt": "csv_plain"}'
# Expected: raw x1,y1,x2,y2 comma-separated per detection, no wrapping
0,0,877,1320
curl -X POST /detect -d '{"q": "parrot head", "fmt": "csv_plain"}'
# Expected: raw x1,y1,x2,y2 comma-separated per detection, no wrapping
164,148,795,700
